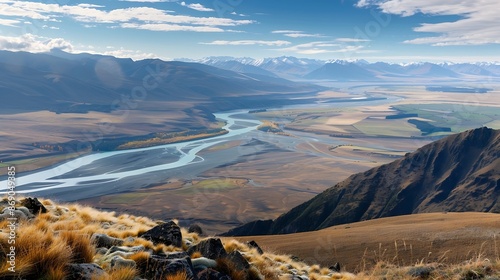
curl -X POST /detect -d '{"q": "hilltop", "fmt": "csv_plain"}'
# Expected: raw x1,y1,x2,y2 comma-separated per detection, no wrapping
223,127,500,236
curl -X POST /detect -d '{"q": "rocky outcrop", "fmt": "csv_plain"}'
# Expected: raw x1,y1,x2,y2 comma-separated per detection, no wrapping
22,197,47,214
187,238,227,259
66,263,107,280
140,220,183,247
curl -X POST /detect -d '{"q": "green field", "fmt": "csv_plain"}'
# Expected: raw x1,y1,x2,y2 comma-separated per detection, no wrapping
392,104,500,134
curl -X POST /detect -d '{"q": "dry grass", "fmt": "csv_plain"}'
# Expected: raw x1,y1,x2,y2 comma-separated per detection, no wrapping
2,198,500,279
98,267,138,280
216,257,249,280
164,270,189,280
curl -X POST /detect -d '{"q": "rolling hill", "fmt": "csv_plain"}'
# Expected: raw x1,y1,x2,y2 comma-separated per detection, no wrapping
0,50,322,113
223,127,500,236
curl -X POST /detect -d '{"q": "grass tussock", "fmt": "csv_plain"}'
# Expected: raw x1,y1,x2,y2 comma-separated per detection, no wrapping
216,257,249,280
98,266,138,280
164,270,189,280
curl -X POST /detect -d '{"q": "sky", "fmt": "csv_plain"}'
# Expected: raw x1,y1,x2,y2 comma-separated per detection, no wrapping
0,0,499,62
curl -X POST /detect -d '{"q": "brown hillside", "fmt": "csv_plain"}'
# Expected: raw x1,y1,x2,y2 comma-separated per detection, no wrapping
236,212,500,271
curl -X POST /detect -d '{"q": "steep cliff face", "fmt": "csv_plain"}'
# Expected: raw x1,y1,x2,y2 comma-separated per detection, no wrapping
223,127,500,236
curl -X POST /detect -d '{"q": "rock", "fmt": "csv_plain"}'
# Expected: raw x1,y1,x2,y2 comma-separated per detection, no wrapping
0,207,32,221
187,238,227,260
96,247,108,255
192,257,217,271
101,250,134,263
188,223,204,235
66,263,107,280
140,221,182,248
407,266,435,278
91,233,124,248
108,245,145,254
163,252,190,259
22,197,47,214
225,251,250,271
247,240,264,254
110,256,137,269
143,255,195,280
329,262,341,272
197,268,232,280
16,207,33,217
101,222,111,229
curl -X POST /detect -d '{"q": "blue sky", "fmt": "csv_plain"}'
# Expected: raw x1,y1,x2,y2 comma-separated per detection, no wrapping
0,0,499,62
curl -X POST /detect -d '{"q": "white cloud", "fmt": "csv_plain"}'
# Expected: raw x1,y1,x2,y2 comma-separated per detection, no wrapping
94,47,159,60
230,11,246,16
180,2,214,12
356,0,500,46
272,30,301,34
0,34,73,53
272,30,325,38
0,0,253,32
0,18,21,27
201,40,291,46
77,4,105,8
0,33,161,60
121,22,224,32
274,41,374,55
119,0,175,2
335,38,371,43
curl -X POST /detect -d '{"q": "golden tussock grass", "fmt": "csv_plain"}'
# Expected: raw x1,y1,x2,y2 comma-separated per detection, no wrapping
58,230,94,263
215,257,249,280
128,251,150,268
96,266,138,280
0,221,72,279
190,251,202,259
164,270,189,280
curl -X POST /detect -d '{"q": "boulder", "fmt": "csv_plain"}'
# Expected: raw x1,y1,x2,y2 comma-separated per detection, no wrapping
187,238,227,260
407,266,435,278
110,255,137,269
247,240,264,254
22,197,47,214
140,221,182,247
142,255,195,280
197,268,232,280
0,207,32,221
225,251,250,271
329,262,341,272
192,257,217,271
108,245,145,254
188,223,204,235
91,233,124,248
66,263,107,280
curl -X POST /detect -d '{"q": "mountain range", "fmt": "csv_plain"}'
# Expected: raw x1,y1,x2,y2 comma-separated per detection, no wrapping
0,50,322,113
183,56,500,81
223,127,500,236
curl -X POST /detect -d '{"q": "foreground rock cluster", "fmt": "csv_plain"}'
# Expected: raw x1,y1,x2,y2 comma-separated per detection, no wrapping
86,223,261,280
0,197,349,280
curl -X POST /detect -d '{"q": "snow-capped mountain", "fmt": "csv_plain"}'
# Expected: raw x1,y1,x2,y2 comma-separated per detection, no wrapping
177,56,500,81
